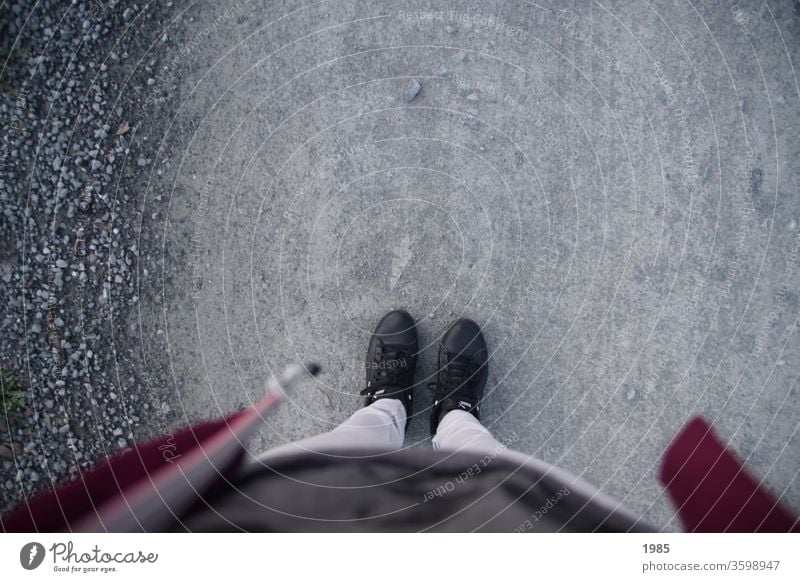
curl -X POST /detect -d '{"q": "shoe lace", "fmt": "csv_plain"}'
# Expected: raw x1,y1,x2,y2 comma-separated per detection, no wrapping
432,353,478,400
359,342,410,396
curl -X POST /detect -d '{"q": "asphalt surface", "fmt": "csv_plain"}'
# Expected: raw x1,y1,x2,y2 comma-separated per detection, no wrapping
3,0,800,529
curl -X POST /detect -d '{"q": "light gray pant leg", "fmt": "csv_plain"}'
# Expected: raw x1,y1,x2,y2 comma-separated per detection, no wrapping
432,409,506,455
252,398,406,464
431,410,646,526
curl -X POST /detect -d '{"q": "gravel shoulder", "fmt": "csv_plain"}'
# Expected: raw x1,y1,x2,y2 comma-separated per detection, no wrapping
0,0,184,514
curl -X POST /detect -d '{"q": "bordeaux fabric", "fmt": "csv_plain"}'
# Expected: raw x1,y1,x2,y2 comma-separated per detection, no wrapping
1,413,245,532
659,416,798,532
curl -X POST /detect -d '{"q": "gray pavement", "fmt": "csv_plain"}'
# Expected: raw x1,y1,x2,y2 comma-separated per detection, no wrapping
6,0,798,529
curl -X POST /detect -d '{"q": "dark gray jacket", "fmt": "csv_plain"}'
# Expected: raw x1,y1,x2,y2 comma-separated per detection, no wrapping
180,447,652,532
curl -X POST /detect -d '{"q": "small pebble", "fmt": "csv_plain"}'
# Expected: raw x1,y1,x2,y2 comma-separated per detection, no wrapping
403,79,422,102
451,50,468,63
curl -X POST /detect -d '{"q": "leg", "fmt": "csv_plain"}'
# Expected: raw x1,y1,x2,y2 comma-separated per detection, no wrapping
432,409,504,455
428,317,490,439
429,319,507,455
253,398,405,464
254,309,419,464
426,318,646,527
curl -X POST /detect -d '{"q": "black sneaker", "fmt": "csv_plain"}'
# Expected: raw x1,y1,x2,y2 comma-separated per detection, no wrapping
429,318,488,435
360,310,418,419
